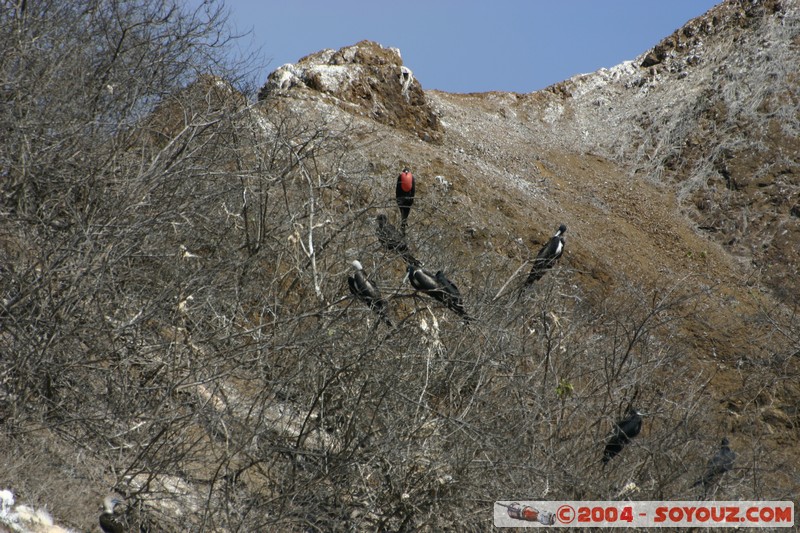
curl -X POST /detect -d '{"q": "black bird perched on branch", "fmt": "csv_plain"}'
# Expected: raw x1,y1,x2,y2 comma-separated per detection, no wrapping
435,271,470,320
395,167,415,234
526,223,567,284
602,407,642,464
376,213,419,266
347,260,393,327
99,496,126,533
406,265,471,321
693,437,735,492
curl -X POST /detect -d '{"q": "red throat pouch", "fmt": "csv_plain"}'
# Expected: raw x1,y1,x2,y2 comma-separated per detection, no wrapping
400,172,413,193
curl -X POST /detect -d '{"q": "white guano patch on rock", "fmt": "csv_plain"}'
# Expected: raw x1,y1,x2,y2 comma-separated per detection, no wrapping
264,62,362,94
310,64,362,93
543,101,564,124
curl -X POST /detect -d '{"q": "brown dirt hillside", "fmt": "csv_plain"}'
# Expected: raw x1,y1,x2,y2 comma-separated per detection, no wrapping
1,1,798,532
525,0,800,302
250,1,800,520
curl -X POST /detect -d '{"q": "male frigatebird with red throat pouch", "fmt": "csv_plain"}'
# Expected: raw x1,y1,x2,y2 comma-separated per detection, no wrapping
395,167,415,234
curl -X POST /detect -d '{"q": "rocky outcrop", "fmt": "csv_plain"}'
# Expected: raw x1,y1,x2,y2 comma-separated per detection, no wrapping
533,0,800,302
258,40,442,142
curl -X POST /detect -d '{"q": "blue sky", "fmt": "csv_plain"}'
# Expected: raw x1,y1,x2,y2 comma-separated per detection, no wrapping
218,0,721,94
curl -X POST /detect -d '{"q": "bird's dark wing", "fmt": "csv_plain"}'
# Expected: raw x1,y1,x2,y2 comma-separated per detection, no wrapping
694,444,735,488
435,271,460,297
526,236,564,283
603,439,623,463
720,447,736,471
359,273,382,302
602,412,641,463
348,272,370,300
353,271,384,303
378,222,407,251
535,238,554,261
347,274,360,297
410,268,470,320
377,217,418,263
350,270,393,326
435,271,471,319
410,268,442,294
536,236,562,263
411,269,451,306
526,268,545,284
618,413,642,440
99,513,126,533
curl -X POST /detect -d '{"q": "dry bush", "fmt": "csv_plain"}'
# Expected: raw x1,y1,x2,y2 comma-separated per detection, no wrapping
1,1,798,532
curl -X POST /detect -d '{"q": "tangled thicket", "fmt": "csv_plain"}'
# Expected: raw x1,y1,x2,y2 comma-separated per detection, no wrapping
1,1,798,531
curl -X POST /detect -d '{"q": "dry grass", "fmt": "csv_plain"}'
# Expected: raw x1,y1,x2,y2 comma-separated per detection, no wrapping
1,2,798,531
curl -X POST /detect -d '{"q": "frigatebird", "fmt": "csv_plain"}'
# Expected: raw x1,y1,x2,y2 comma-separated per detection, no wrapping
376,213,419,266
395,167,415,234
435,271,470,319
99,496,126,533
407,265,471,321
347,260,393,327
693,437,735,493
526,223,567,284
602,406,642,464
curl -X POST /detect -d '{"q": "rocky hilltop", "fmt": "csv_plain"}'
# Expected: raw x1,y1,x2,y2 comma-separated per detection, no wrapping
258,40,442,142
1,1,798,531
540,0,799,301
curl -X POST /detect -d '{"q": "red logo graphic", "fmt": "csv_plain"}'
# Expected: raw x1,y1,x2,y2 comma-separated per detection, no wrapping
557,504,576,524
